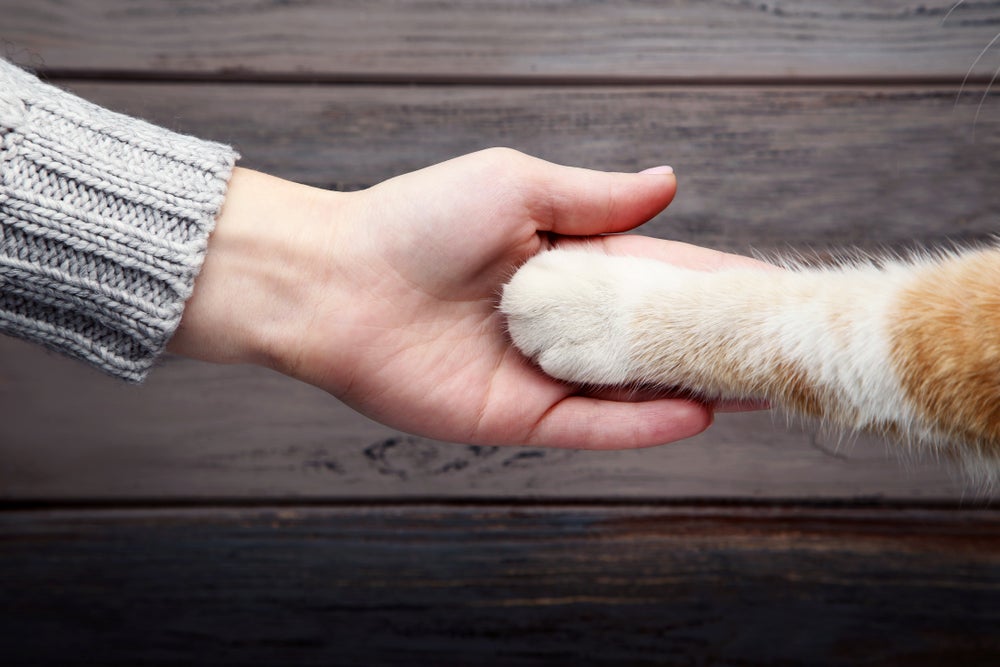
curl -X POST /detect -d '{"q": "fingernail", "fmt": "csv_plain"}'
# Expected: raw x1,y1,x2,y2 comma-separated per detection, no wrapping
640,165,674,175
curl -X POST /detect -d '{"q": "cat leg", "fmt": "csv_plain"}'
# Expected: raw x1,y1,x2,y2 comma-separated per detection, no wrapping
502,246,1000,480
501,247,916,432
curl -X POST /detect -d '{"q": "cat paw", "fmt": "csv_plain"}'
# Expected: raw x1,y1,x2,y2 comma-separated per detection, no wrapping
500,249,639,385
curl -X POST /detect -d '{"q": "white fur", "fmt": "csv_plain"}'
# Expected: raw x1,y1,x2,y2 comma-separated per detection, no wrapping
502,250,644,385
501,248,928,437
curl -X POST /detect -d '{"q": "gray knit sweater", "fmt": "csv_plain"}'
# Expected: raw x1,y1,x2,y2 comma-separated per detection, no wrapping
0,60,238,381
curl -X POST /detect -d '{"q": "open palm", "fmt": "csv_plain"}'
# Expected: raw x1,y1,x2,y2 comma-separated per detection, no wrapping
289,149,764,448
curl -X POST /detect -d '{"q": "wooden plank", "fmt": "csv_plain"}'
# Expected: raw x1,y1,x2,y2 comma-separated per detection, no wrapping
1,505,997,665
0,335,983,500
60,82,1000,251
2,83,998,500
3,1,1000,80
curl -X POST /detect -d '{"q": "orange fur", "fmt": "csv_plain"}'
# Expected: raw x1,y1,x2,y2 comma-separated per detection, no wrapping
890,248,1000,455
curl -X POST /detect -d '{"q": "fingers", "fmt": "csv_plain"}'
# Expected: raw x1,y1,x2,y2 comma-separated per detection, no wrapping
524,396,713,450
526,157,678,236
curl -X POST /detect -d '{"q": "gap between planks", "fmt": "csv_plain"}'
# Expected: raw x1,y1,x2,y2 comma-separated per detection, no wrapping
34,69,1000,88
0,497,996,513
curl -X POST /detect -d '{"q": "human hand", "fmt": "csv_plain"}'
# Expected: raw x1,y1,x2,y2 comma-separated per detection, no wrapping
169,149,769,448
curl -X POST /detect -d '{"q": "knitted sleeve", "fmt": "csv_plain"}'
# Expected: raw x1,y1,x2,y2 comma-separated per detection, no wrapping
0,60,238,382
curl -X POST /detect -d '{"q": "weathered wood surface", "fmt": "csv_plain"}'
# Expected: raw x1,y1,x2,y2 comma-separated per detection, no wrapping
2,82,998,500
59,82,1000,251
3,1,1000,80
0,335,982,500
1,505,997,666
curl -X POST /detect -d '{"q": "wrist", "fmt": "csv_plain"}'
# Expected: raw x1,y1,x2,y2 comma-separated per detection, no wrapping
167,168,345,372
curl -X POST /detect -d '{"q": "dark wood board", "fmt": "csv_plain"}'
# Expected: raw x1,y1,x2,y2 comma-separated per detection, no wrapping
3,1,1000,80
59,82,1000,252
0,505,997,666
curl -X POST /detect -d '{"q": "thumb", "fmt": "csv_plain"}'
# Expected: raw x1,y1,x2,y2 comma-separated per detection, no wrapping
532,161,677,236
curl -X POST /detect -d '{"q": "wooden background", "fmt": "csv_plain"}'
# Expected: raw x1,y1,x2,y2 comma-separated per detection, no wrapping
2,1,999,664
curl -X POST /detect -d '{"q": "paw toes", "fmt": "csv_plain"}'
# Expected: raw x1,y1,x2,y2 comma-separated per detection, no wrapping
500,250,634,385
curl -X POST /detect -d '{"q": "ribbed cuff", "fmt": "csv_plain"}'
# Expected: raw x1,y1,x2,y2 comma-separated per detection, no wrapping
0,61,238,381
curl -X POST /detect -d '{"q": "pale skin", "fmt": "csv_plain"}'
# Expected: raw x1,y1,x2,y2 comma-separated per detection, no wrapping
168,148,767,449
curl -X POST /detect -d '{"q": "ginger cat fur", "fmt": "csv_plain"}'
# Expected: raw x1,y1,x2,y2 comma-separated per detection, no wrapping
500,246,1000,484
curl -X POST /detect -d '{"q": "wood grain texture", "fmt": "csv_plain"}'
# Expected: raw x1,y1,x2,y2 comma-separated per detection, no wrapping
0,336,983,500
1,505,997,666
61,82,1000,251
3,1,1000,80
